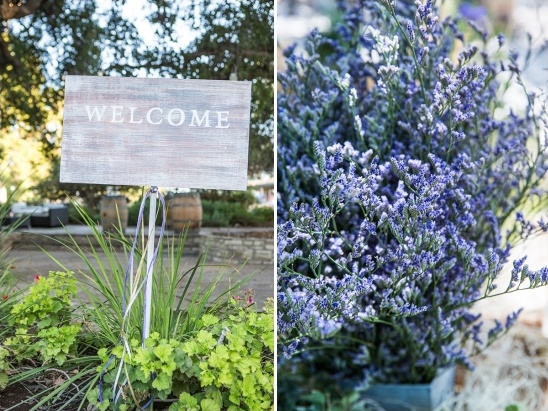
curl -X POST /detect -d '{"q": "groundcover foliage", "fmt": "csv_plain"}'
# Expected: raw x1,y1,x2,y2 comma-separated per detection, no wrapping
90,300,274,411
4,271,80,366
0,205,274,410
277,0,548,389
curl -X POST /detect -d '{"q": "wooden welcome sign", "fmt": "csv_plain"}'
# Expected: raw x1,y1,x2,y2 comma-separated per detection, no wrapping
60,75,252,190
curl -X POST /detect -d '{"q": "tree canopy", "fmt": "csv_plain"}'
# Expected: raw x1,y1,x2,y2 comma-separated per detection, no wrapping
0,0,273,200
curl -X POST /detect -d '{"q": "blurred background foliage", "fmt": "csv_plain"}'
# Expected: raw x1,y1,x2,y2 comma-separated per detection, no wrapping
0,0,273,212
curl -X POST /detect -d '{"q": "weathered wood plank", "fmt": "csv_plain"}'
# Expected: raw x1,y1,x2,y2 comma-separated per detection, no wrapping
60,75,251,190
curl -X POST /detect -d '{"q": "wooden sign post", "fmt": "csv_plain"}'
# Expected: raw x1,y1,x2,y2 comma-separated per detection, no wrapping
60,75,252,342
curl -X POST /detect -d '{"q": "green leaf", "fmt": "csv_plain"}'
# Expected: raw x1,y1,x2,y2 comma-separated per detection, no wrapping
201,398,221,411
98,399,110,411
177,392,199,409
183,340,200,356
242,374,256,397
202,314,219,327
173,349,190,369
237,357,259,375
207,352,224,369
227,333,246,352
200,369,215,386
134,366,149,383
0,372,8,389
196,330,216,350
229,383,242,403
135,347,154,366
112,345,124,358
218,369,232,386
205,386,223,406
160,359,177,374
154,342,174,363
37,317,52,327
86,388,99,405
151,372,172,391
229,351,242,362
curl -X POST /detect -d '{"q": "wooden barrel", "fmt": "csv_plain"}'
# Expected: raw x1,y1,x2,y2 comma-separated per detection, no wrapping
100,196,128,232
167,193,202,232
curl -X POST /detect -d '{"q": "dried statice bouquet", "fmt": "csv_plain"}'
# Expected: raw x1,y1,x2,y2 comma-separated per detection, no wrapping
277,0,548,387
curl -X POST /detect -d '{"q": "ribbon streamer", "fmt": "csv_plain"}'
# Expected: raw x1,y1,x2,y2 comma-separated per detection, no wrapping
98,186,167,410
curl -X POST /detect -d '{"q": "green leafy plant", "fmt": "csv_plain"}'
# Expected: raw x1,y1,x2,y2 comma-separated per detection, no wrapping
0,344,8,389
199,189,257,209
230,206,274,227
278,365,376,411
86,334,187,410
172,298,274,411
202,200,273,227
88,299,274,411
202,207,232,227
250,206,274,225
202,200,247,227
3,271,81,366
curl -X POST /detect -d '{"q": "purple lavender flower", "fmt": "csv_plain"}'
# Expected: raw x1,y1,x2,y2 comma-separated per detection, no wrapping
458,4,488,22
278,0,548,387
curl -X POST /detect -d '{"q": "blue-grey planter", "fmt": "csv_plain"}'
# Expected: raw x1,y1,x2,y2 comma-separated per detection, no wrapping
362,366,456,411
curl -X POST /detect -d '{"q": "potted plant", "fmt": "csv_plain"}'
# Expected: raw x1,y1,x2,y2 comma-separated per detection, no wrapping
277,0,548,409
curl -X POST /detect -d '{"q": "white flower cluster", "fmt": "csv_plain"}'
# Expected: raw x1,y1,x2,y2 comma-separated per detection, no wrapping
367,25,400,64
